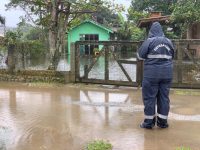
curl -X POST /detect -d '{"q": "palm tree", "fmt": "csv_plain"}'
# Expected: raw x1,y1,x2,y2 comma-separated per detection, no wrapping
0,15,5,25
0,15,5,37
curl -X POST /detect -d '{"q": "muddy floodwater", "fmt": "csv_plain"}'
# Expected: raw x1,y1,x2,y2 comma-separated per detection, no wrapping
0,82,200,150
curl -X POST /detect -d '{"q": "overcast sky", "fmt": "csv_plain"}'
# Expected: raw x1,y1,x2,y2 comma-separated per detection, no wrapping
0,0,131,27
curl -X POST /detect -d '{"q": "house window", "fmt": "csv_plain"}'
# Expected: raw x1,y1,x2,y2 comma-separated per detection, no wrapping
79,34,99,55
80,34,85,41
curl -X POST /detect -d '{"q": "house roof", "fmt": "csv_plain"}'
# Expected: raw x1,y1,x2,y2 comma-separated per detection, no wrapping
137,15,170,28
69,20,114,33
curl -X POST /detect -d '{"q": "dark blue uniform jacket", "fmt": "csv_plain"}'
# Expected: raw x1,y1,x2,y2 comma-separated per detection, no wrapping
138,22,174,79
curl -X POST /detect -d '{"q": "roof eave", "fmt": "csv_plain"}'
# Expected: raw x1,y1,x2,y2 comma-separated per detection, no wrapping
137,16,171,28
69,20,114,33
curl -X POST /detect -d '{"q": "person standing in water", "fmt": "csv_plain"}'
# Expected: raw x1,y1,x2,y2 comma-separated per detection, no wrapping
137,22,174,129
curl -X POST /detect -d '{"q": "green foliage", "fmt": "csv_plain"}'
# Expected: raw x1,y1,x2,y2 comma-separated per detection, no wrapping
117,22,145,41
26,28,41,40
6,0,125,69
5,30,22,45
16,40,47,58
26,27,47,41
171,0,200,35
127,0,181,39
0,45,6,53
130,0,177,15
172,0,200,24
19,22,47,58
114,8,145,41
129,0,172,21
128,8,147,24
130,26,146,41
6,0,123,30
4,23,47,59
68,0,124,30
87,140,112,150
165,31,179,39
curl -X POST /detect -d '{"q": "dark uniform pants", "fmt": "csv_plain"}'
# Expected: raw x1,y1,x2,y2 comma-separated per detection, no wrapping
142,77,172,125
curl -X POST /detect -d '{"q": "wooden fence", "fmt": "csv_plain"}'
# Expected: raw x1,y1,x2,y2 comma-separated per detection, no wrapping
73,40,200,89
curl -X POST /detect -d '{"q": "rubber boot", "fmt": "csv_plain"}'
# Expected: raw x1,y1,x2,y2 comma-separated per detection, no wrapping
157,117,169,128
140,117,156,129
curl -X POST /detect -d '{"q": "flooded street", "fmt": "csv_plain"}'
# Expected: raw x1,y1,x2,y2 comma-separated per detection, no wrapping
0,82,200,150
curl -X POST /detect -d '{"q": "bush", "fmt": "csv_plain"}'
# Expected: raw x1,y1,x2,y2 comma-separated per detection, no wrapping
87,140,112,150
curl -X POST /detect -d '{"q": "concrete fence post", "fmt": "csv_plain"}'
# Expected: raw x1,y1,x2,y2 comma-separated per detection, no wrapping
177,41,183,84
7,44,16,74
70,43,76,82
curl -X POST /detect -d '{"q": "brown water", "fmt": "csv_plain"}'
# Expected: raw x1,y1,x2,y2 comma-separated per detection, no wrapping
0,82,200,150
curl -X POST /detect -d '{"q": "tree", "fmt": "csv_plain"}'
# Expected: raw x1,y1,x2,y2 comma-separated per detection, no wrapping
128,0,178,25
124,1,148,41
5,25,48,69
130,0,177,16
6,0,122,70
171,0,200,37
117,14,145,41
127,0,179,40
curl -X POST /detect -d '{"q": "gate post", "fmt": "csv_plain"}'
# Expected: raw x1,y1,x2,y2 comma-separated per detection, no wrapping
84,65,88,79
177,41,183,84
136,59,143,87
7,44,16,74
105,45,109,81
136,42,143,87
70,43,76,82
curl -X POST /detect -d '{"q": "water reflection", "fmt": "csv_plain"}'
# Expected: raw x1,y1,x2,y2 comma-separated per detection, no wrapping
0,83,200,149
57,58,70,71
12,53,137,81
0,84,142,149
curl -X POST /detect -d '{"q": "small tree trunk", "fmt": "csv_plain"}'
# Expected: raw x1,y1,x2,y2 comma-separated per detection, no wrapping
48,1,71,70
48,30,57,70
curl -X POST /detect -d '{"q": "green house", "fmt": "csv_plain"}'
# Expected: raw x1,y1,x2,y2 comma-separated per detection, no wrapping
67,20,113,55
